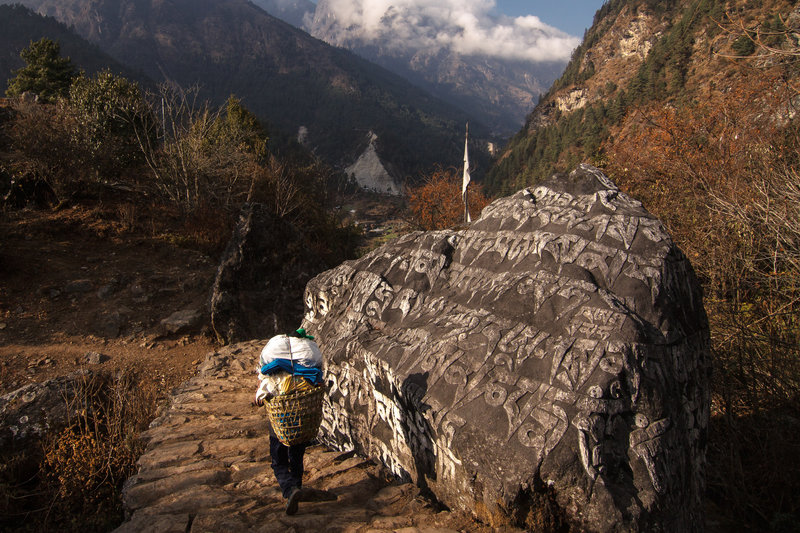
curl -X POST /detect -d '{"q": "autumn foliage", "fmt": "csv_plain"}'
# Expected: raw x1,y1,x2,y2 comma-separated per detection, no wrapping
604,73,800,528
406,167,491,230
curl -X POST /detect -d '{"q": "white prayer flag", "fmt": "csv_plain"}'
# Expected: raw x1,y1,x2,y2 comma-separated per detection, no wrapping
462,125,471,223
462,135,471,194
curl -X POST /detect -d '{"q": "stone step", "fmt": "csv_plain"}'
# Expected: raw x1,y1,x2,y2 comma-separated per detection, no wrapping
115,341,503,533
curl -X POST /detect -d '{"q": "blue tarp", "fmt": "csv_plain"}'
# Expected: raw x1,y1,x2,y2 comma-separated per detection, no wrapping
260,359,323,385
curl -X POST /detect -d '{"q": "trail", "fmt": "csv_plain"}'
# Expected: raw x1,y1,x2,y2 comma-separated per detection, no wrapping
115,341,497,533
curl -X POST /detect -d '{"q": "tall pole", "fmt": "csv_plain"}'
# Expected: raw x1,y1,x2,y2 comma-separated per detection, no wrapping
462,122,471,223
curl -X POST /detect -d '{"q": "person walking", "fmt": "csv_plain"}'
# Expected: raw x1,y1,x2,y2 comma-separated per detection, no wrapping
254,328,324,515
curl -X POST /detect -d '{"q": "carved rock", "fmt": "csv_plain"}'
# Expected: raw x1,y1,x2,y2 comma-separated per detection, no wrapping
303,165,711,532
210,203,326,344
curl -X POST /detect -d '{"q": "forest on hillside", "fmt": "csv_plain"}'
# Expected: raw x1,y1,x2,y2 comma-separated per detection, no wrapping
1,37,361,263
0,4,146,92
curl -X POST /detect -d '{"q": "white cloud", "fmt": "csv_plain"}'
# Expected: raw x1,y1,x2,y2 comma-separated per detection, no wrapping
311,0,580,63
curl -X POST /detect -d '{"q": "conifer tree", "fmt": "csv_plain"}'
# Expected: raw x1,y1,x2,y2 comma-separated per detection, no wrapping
6,38,77,102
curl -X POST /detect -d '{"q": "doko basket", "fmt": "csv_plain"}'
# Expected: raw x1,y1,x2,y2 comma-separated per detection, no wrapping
266,384,325,446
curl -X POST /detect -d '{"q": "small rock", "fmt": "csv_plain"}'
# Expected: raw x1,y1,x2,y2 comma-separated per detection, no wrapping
0,323,6,330
97,284,115,299
64,280,93,293
97,311,124,338
160,309,203,335
371,517,413,529
85,352,109,365
27,357,53,368
49,288,61,298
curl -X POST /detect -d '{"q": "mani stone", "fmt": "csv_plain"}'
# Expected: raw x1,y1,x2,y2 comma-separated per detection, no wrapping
210,203,326,344
303,165,711,532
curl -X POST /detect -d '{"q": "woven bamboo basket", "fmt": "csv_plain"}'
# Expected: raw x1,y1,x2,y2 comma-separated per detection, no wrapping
266,384,325,446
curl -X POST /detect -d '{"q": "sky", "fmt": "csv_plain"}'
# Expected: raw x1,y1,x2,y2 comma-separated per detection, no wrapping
308,0,607,63
494,1,607,37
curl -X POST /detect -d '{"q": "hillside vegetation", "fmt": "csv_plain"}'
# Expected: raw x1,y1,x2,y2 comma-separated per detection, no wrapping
490,0,800,530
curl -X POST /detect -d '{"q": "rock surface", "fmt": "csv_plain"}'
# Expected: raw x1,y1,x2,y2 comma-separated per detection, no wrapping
302,165,711,532
116,341,508,533
209,203,326,344
0,371,85,449
159,308,203,336
345,132,402,195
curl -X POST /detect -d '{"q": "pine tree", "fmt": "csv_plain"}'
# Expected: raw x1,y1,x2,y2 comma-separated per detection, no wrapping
6,38,77,102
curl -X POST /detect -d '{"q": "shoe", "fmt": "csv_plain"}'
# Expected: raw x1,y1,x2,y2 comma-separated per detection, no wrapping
285,486,301,515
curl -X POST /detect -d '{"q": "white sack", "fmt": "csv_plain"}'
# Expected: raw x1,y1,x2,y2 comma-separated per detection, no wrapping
259,334,323,369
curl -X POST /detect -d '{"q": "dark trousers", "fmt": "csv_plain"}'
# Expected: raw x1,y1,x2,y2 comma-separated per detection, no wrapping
269,435,307,498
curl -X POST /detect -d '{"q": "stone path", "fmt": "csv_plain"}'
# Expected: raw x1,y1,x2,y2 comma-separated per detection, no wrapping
115,341,503,533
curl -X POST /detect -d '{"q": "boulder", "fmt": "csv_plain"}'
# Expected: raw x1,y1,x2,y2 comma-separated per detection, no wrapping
159,308,203,336
303,165,711,532
210,203,327,344
0,372,87,449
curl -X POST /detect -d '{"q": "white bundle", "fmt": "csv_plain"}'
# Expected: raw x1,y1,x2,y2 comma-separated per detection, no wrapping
258,334,323,369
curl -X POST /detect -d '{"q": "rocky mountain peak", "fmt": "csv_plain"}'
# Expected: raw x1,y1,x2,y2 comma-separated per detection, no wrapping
306,0,574,135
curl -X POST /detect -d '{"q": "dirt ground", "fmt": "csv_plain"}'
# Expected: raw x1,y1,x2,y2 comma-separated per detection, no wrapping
0,192,408,398
0,203,221,398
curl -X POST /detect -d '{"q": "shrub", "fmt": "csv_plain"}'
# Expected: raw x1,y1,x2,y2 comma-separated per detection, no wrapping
604,73,800,530
406,167,491,230
3,97,83,202
732,34,756,56
0,370,159,532
67,70,153,180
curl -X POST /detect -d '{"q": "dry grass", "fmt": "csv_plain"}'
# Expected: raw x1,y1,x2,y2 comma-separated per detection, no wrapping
1,370,160,532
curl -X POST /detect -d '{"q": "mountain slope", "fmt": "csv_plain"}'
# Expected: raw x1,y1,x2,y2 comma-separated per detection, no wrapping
0,4,149,94
249,0,314,28
487,0,800,192
3,0,488,181
485,4,800,532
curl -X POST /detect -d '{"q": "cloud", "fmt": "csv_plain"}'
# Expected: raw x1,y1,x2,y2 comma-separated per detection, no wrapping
310,0,580,63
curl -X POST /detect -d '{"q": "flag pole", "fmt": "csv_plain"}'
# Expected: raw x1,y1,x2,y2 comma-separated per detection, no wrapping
462,122,471,223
